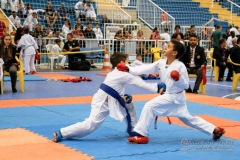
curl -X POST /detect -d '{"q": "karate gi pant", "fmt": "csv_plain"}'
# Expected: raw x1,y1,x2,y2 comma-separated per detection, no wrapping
23,54,36,74
133,93,216,136
61,102,137,139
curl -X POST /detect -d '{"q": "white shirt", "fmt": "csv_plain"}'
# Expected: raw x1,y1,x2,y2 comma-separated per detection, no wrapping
23,15,38,26
52,44,62,53
93,27,103,38
189,47,196,67
230,27,240,36
84,4,95,13
160,32,171,42
74,2,85,10
62,25,70,37
14,0,25,12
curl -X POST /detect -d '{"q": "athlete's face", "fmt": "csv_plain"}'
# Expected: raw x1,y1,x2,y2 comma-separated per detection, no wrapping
163,42,177,58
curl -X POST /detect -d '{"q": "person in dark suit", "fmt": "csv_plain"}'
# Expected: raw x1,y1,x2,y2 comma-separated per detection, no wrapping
0,34,18,93
180,34,207,93
213,38,233,81
230,37,240,74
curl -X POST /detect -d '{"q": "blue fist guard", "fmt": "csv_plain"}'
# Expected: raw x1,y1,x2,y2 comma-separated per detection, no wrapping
157,83,166,93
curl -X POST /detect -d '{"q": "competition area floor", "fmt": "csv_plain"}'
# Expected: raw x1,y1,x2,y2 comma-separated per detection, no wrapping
0,70,239,160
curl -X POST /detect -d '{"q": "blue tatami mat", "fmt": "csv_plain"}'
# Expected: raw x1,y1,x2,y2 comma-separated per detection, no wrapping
3,74,48,81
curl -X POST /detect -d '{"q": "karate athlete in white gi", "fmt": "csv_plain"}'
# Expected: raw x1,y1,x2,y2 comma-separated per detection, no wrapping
53,53,166,142
117,39,226,144
17,27,38,74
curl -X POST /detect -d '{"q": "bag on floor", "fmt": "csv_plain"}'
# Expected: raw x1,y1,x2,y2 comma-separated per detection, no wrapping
70,60,91,71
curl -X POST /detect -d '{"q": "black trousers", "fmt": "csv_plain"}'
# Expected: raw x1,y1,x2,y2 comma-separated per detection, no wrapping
2,65,17,91
216,61,233,80
187,67,202,90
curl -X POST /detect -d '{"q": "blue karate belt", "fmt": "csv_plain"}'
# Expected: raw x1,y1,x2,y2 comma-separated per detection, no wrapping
100,83,138,136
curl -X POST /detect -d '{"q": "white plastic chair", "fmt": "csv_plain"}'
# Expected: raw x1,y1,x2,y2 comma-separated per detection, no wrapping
46,44,59,70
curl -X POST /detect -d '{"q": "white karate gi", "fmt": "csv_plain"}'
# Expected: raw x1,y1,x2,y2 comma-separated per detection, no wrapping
14,0,26,14
23,15,38,31
17,34,38,74
74,1,85,18
131,59,143,67
60,68,158,139
93,28,103,39
9,15,22,28
84,4,96,18
129,59,216,136
51,44,66,67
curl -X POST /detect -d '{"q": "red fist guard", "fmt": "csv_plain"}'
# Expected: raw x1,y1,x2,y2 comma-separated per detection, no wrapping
117,62,129,72
170,70,180,81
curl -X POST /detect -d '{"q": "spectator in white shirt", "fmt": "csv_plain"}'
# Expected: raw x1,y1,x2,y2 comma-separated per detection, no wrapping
9,11,22,28
62,20,72,38
85,1,97,22
75,0,86,19
93,24,103,39
23,12,38,31
230,24,240,37
227,31,236,48
51,39,66,69
14,0,26,16
160,28,170,42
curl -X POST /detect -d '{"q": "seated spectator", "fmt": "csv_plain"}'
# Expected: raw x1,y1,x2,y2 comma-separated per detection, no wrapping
101,14,111,24
74,17,83,31
176,33,184,44
1,0,14,14
213,38,233,81
230,37,240,74
63,33,85,69
51,39,66,69
160,10,171,26
57,3,69,22
83,22,96,38
93,24,103,39
180,34,207,94
74,0,86,20
205,28,213,40
172,25,184,40
9,11,22,29
14,0,26,17
223,28,230,40
62,20,72,38
48,28,64,39
25,3,33,16
31,23,45,46
45,2,57,28
184,25,197,40
72,25,84,39
84,1,97,22
23,12,38,32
